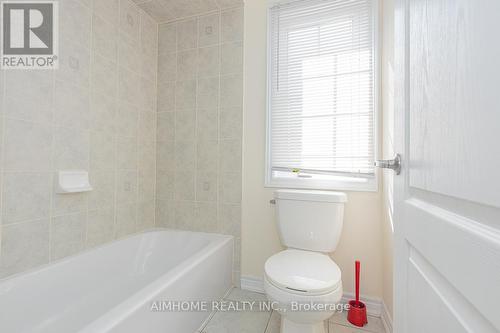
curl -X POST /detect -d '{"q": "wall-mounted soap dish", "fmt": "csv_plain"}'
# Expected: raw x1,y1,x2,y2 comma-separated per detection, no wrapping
56,170,93,194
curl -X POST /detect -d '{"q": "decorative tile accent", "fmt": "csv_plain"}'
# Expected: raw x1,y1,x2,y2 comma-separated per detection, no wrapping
56,39,91,87
198,13,220,47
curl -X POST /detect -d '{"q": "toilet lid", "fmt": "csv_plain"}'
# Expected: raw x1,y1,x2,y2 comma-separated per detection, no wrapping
265,249,341,295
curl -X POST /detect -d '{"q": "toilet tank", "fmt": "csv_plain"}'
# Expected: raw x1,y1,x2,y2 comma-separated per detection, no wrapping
274,189,347,253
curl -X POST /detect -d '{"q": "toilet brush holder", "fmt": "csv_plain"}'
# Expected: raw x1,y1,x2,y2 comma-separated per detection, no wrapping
347,261,368,327
348,300,367,327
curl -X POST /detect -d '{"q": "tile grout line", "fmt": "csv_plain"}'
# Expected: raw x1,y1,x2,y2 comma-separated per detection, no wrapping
0,50,6,260
135,5,143,232
84,0,95,250
48,53,55,263
263,310,273,333
113,0,122,240
194,15,199,229
216,8,222,236
153,13,159,228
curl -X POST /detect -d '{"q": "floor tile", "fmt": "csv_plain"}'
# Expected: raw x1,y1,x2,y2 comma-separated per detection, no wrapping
329,323,367,333
202,309,272,333
201,289,386,333
264,311,280,333
266,311,331,333
329,312,384,333
224,287,269,302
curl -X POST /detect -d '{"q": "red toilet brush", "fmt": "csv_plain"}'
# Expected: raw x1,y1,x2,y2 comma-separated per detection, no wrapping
347,261,368,327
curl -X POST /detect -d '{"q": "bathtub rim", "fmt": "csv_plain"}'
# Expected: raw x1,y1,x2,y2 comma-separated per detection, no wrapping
77,229,234,332
0,228,233,284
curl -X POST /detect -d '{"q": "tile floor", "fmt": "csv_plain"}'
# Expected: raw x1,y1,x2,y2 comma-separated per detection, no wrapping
198,288,386,333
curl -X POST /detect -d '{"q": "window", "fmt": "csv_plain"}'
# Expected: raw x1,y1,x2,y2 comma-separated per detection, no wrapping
266,0,378,191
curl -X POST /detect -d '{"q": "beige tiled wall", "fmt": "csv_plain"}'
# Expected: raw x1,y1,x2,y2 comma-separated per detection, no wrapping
156,6,244,283
0,0,158,279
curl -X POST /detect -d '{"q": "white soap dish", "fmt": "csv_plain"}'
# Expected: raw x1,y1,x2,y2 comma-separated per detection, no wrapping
56,170,93,194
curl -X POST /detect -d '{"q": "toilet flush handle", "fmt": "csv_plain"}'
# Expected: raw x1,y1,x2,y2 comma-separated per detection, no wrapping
269,199,276,205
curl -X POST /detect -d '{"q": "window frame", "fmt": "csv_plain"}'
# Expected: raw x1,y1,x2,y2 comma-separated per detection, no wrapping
264,0,380,192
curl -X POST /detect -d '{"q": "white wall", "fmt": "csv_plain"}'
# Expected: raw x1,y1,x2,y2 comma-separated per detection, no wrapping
241,0,384,300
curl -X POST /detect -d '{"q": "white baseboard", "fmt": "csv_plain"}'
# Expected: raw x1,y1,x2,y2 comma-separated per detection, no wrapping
241,275,383,318
240,275,265,293
381,300,393,333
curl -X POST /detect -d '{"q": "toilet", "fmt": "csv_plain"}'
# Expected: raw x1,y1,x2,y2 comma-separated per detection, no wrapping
264,189,347,333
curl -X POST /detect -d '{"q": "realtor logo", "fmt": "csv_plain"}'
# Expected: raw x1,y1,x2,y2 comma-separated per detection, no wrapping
1,1,58,69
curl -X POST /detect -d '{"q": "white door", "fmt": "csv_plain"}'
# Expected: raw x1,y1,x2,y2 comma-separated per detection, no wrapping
391,0,500,332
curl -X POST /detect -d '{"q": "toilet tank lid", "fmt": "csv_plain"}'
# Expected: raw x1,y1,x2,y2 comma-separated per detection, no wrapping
274,189,347,203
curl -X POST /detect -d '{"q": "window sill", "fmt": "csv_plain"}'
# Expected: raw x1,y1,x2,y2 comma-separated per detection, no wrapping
265,176,378,192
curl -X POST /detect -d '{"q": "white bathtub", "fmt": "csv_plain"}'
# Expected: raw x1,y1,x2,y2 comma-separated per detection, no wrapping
0,229,234,333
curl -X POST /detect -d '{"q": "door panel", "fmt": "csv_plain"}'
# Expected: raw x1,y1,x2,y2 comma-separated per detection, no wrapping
407,249,496,333
408,0,500,208
394,0,500,332
405,199,500,329
407,257,468,333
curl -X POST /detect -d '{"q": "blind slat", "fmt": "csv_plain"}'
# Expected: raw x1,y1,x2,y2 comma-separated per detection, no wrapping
269,0,375,176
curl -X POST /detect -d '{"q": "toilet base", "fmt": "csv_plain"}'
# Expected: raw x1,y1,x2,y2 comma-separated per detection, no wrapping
281,317,327,333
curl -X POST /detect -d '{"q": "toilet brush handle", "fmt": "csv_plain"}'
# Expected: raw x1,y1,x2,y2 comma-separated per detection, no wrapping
355,261,360,304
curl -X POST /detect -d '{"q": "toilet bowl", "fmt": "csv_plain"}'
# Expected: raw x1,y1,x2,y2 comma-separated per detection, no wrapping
264,249,343,333
264,190,347,333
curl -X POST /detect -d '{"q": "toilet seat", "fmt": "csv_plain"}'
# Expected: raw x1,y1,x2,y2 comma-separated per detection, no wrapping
264,249,341,296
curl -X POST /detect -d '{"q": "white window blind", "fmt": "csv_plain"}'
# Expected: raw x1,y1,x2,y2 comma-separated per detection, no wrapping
268,0,376,188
